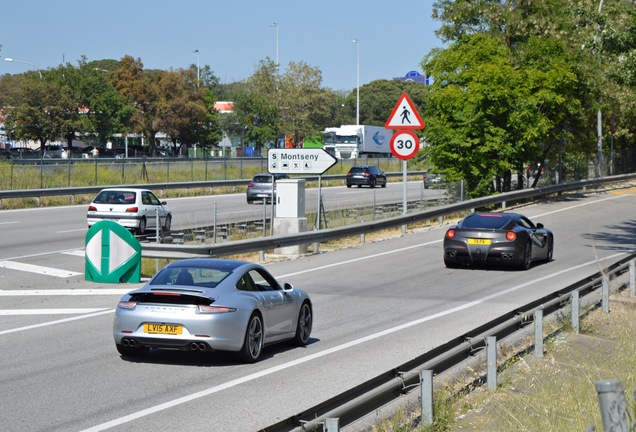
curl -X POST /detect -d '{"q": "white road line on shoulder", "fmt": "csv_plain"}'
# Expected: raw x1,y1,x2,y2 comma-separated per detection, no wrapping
0,309,114,336
79,252,626,432
0,261,82,277
0,288,132,296
61,249,86,257
56,228,88,234
0,308,109,315
0,221,20,225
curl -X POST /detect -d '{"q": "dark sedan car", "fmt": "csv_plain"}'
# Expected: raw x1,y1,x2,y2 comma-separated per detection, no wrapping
346,165,387,188
443,212,553,270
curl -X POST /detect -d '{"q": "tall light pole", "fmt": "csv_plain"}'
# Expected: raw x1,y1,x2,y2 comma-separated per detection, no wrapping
5,57,42,78
353,38,360,125
193,49,200,87
596,0,604,177
271,22,279,68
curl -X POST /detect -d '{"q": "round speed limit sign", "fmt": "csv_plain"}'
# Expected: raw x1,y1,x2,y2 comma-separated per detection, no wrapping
390,130,420,160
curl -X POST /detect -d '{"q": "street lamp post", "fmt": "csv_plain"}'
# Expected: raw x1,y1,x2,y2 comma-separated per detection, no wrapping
193,49,200,87
596,0,604,177
271,22,279,68
353,38,360,126
5,57,42,78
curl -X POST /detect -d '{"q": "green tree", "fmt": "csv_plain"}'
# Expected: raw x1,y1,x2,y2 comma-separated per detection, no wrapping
112,56,163,156
0,72,63,154
277,61,337,146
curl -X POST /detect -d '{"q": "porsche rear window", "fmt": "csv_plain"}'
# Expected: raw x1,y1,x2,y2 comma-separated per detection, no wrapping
462,214,511,229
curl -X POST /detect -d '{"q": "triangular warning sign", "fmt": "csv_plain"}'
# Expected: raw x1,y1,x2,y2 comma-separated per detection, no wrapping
385,93,425,130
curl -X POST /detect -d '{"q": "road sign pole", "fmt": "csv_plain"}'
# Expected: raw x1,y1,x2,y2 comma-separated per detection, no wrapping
402,160,407,234
317,175,322,230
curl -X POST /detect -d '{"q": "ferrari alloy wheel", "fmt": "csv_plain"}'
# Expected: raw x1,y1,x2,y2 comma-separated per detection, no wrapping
520,241,532,270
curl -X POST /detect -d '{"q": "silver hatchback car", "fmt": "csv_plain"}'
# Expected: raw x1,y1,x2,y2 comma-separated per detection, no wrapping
246,173,290,204
87,188,171,234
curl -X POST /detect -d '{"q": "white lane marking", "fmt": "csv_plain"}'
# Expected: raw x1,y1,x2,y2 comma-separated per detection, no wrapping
0,308,109,315
278,239,442,278
0,309,114,336
61,249,86,257
0,221,20,225
79,252,625,432
0,288,132,296
0,261,81,278
56,229,88,234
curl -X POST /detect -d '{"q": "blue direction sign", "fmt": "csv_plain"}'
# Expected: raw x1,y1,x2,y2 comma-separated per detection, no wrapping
268,148,338,175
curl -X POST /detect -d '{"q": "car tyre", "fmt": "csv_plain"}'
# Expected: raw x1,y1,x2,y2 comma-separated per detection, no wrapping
519,241,532,270
116,343,149,357
347,184,352,188
137,217,146,235
381,179,387,188
239,313,264,363
292,302,312,346
370,178,376,188
545,235,554,262
163,214,172,232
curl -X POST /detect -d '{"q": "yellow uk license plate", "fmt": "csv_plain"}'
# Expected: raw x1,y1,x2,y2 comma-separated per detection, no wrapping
468,238,491,245
144,323,183,335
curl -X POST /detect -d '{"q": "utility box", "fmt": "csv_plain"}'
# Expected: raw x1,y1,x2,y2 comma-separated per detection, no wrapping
275,179,305,218
273,179,307,256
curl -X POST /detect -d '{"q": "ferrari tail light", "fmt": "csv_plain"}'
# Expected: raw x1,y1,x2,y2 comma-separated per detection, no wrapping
446,229,455,239
125,206,138,213
506,231,517,241
118,301,137,309
88,205,97,211
198,305,237,314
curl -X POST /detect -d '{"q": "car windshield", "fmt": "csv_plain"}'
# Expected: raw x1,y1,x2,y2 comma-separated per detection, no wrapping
94,190,136,204
462,214,512,230
150,266,232,288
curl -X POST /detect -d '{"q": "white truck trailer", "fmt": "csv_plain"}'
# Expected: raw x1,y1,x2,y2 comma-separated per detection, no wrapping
322,125,393,159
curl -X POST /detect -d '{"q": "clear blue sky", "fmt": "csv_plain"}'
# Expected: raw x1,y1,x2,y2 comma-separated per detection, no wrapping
1,1,443,93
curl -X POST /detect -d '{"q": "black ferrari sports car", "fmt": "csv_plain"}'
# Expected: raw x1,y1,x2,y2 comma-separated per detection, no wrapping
443,212,553,270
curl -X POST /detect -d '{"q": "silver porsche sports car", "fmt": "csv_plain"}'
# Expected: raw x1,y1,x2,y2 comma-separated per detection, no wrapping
113,258,313,362
443,212,554,270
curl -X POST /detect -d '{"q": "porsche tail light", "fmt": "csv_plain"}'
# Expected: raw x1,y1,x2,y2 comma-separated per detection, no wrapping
446,229,455,239
88,205,97,211
118,301,137,309
198,305,237,314
506,231,517,241
125,206,138,213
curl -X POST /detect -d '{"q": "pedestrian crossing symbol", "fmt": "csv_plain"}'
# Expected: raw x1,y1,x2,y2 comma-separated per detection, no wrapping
385,93,425,130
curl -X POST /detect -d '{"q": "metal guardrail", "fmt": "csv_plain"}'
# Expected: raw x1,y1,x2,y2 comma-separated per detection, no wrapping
260,252,636,431
140,173,636,258
0,171,422,201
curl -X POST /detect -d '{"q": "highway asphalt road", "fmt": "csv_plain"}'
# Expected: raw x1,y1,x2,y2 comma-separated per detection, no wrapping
1,186,635,431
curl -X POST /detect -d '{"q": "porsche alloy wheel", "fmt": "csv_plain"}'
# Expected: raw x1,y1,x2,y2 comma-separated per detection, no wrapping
240,314,264,363
293,302,312,346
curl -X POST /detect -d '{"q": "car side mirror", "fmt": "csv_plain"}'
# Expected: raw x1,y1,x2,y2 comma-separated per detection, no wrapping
283,282,294,292
536,223,544,229
161,201,167,205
